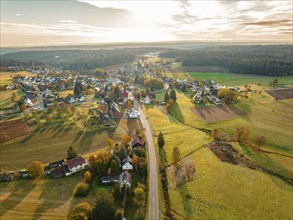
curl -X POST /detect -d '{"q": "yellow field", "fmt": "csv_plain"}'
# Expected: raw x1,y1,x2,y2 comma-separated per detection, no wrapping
0,89,23,109
168,147,293,219
0,71,35,85
0,173,94,219
144,89,293,219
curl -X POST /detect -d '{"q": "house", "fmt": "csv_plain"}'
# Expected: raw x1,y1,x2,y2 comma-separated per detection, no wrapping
65,96,75,104
24,97,34,107
65,156,87,176
120,91,129,99
47,159,64,170
119,171,132,188
78,96,85,102
1,174,13,182
52,166,66,178
109,101,123,119
101,176,111,184
18,169,30,178
132,136,144,149
143,96,152,104
122,156,133,171
128,108,139,119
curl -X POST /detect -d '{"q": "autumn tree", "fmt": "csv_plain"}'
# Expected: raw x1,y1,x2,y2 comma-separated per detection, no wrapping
172,147,181,163
107,138,115,148
27,161,44,178
212,129,219,141
70,202,92,220
114,208,123,220
74,182,89,197
83,171,92,184
134,183,146,206
92,190,116,220
234,127,250,143
132,154,138,171
11,92,16,102
157,131,165,148
121,134,131,146
254,135,267,147
67,146,77,160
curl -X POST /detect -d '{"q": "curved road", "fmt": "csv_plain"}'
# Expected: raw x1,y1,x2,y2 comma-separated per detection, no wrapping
135,100,159,220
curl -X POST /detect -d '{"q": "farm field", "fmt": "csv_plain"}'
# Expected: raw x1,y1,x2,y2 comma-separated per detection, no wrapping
265,88,293,100
0,71,35,85
0,89,23,109
0,173,95,219
0,117,140,170
144,85,293,218
164,71,293,87
191,105,246,123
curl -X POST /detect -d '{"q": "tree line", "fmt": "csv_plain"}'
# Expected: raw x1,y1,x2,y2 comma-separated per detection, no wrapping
160,45,293,76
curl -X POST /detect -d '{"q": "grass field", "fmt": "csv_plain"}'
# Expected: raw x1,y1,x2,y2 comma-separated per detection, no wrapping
164,71,293,87
144,87,293,219
0,89,23,109
0,71,35,85
0,172,97,219
0,116,141,170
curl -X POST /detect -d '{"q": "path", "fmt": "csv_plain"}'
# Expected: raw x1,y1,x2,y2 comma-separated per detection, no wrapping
135,100,159,220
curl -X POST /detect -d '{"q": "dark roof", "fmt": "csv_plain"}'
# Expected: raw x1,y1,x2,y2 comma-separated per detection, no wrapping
48,159,64,169
132,136,143,147
66,156,86,170
53,166,65,177
122,171,132,183
122,155,133,164
101,176,111,183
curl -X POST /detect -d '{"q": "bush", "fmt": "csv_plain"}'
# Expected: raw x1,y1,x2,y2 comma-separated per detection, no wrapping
74,182,89,197
114,208,123,220
92,189,116,220
70,202,92,220
27,161,44,178
83,171,92,184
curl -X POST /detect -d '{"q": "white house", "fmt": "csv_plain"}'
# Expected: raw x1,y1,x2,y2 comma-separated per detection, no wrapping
122,155,133,171
122,162,133,171
65,156,87,176
119,171,132,188
25,98,34,107
78,96,85,102
143,96,152,105
128,109,139,119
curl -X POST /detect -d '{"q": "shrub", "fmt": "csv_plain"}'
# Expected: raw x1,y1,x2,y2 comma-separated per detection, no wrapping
74,182,89,197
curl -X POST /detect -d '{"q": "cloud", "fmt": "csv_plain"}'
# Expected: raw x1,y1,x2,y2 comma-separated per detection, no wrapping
241,20,293,27
59,20,77,23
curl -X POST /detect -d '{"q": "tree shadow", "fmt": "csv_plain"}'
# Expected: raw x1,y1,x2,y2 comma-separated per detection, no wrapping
169,102,185,123
32,177,78,220
0,180,36,217
177,184,193,218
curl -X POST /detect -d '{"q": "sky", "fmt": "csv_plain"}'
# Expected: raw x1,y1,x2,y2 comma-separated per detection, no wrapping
1,0,292,47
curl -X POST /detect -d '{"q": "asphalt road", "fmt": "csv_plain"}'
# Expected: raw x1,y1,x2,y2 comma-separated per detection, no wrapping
135,100,159,220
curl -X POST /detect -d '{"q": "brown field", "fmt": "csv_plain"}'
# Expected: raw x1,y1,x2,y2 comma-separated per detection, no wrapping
191,105,246,123
179,66,227,73
0,119,32,140
265,88,293,100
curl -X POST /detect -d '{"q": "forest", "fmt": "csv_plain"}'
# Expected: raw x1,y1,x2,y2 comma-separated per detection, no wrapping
0,47,171,71
160,45,293,76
